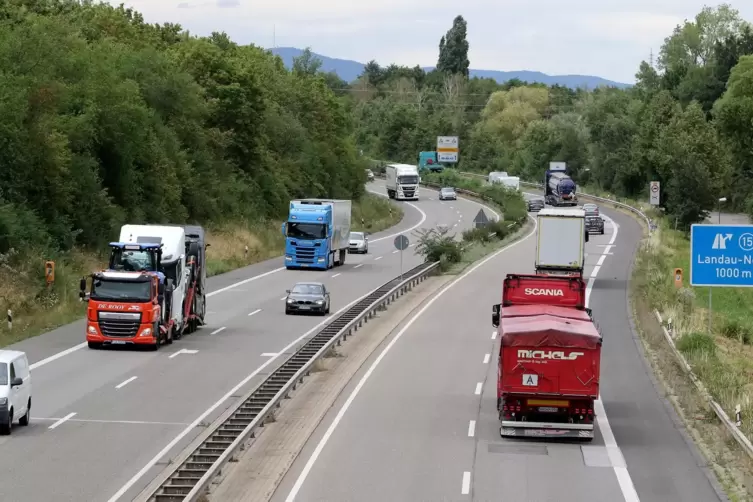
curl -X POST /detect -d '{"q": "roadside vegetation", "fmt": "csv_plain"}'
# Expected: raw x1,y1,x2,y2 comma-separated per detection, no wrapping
412,176,529,273
0,0,402,348
346,4,753,494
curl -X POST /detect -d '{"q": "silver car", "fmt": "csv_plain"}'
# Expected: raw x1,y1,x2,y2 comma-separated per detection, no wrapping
348,231,369,254
438,187,457,200
365,169,375,181
285,282,330,315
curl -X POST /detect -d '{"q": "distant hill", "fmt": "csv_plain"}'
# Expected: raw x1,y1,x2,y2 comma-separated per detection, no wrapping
269,47,632,90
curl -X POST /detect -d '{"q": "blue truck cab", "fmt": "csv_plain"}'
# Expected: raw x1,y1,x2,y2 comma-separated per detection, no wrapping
282,199,352,270
418,151,444,173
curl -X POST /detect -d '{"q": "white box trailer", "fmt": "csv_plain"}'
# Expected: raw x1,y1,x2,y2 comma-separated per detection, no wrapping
535,208,586,273
385,163,420,200
498,176,520,190
289,198,352,252
488,171,508,184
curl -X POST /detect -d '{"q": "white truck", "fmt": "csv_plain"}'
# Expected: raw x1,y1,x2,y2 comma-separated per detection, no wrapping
535,208,587,275
488,171,508,184
385,163,420,200
118,225,190,336
497,176,520,190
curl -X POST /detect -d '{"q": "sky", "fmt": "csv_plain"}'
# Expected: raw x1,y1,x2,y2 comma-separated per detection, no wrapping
109,1,753,84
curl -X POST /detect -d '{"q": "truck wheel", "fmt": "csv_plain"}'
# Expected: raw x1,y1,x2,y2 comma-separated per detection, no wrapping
328,253,335,269
339,249,346,266
173,323,182,340
165,324,174,345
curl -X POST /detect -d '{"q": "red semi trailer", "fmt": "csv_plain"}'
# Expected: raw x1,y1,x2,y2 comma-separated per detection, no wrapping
491,273,602,440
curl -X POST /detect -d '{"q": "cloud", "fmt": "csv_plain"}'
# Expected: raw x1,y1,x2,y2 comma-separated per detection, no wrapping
105,0,753,83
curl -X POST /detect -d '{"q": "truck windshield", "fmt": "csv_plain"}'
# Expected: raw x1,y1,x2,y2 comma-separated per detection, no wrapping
0,363,7,385
110,249,155,272
91,279,151,302
398,175,418,184
287,222,327,240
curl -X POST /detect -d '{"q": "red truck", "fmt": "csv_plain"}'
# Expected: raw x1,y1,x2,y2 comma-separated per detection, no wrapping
491,273,601,440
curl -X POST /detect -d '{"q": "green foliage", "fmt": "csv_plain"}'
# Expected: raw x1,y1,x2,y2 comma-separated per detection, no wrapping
414,227,462,270
677,331,717,356
347,4,753,228
437,16,470,78
0,1,366,259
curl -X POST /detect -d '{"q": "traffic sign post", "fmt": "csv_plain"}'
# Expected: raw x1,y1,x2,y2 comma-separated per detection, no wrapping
437,136,459,163
650,181,660,206
690,224,753,333
394,235,409,279
473,209,489,228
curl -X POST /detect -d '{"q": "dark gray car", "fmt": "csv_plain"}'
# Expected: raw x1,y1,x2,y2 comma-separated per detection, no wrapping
527,199,544,211
585,215,604,234
285,282,330,315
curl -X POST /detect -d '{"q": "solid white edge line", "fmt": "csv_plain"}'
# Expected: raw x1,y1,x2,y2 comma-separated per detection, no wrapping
461,471,471,495
29,342,88,371
467,420,476,437
474,382,483,395
48,412,76,430
583,212,640,502
28,180,498,372
106,279,417,502
115,376,138,390
283,214,538,501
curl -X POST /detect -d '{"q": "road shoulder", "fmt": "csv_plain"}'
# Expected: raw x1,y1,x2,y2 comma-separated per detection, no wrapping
205,275,452,502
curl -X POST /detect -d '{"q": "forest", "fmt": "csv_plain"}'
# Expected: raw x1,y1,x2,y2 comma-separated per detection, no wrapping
0,0,370,257
344,5,753,229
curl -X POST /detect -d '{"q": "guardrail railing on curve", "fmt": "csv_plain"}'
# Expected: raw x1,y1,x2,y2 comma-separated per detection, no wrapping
452,171,753,459
136,260,440,502
453,171,652,231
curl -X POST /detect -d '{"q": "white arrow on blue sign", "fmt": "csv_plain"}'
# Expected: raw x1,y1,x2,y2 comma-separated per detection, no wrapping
690,224,753,287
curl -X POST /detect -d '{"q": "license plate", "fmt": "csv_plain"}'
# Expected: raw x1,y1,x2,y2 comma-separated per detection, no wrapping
539,406,558,412
111,341,126,345
299,305,310,310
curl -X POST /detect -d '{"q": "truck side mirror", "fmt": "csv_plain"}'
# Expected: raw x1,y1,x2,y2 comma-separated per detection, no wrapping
492,304,501,328
79,277,86,293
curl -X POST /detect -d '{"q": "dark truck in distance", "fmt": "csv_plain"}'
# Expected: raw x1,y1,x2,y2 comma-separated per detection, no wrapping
492,274,602,440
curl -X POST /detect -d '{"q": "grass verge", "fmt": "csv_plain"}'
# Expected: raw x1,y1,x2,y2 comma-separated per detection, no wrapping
632,220,753,500
0,193,403,348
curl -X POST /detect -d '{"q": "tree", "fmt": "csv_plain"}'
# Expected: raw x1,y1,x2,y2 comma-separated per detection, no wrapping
292,47,323,77
437,15,470,77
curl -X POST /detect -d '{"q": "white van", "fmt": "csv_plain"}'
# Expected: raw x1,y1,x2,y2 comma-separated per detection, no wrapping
0,350,32,435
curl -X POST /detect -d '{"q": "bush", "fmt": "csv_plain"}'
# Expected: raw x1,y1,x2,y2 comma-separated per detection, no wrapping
414,227,462,270
677,331,717,356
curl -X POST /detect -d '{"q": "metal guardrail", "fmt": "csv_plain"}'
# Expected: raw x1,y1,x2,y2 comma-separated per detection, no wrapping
454,171,652,230
452,170,753,458
137,261,440,502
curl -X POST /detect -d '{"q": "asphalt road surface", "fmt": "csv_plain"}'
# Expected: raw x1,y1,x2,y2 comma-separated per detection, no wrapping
0,181,499,502
273,198,726,502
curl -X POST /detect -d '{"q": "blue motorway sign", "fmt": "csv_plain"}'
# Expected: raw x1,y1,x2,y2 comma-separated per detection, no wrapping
690,224,753,287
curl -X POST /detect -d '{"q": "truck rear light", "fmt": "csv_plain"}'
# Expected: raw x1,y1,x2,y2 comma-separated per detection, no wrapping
515,406,521,411
502,405,508,411
588,409,593,415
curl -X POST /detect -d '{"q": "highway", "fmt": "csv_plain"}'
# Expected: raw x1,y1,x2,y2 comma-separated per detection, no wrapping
273,201,727,502
0,181,498,502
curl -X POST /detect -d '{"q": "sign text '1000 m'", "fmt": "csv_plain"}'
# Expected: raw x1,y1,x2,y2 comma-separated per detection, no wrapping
690,224,753,287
